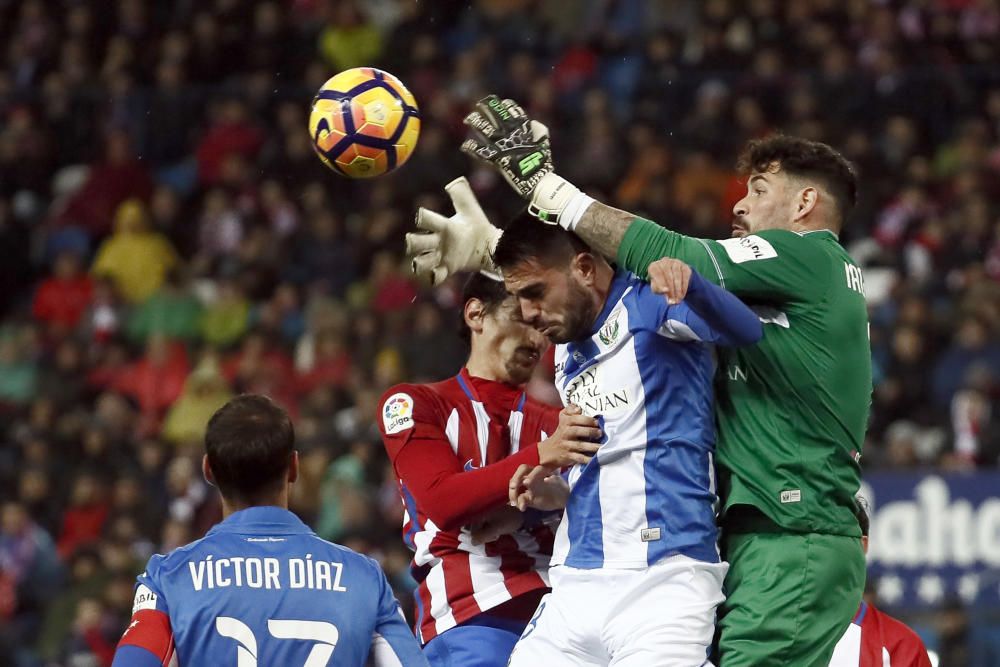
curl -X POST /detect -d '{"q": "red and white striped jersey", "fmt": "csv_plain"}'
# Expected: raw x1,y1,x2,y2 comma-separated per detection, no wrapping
378,368,560,644
829,601,933,667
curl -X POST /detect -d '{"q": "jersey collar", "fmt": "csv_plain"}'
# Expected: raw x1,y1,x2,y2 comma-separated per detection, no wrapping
457,367,527,413
207,506,314,536
796,229,839,240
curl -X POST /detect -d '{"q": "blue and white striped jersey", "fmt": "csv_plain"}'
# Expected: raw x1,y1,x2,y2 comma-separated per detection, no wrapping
551,268,761,569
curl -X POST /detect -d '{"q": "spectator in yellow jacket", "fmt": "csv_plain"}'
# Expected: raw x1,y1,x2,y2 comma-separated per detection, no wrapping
91,199,178,304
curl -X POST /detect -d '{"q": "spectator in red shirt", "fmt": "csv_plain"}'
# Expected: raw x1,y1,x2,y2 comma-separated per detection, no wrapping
52,130,153,237
293,328,352,396
56,473,110,561
32,250,93,332
222,330,296,405
111,335,189,434
195,98,264,185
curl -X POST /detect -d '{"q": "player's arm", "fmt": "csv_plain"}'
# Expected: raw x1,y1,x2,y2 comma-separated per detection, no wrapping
369,563,431,667
379,388,599,531
453,95,825,304
112,562,175,667
881,614,933,667
638,260,762,347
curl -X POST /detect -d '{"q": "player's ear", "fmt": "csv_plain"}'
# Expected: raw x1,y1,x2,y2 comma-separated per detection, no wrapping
794,186,818,221
571,252,596,285
464,298,486,335
288,451,299,485
202,454,216,487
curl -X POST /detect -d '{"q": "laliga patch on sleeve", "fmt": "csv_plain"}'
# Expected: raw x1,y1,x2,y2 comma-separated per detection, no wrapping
382,392,415,434
132,583,158,613
718,235,778,263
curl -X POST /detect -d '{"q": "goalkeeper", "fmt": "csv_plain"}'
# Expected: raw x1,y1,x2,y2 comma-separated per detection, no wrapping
408,96,870,667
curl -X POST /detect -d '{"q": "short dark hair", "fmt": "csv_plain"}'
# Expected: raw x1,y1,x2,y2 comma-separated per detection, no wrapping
855,495,870,537
205,395,295,502
458,271,511,344
492,210,590,273
737,135,858,225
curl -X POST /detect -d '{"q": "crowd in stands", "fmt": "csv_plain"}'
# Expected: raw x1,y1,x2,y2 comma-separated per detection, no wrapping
0,0,997,664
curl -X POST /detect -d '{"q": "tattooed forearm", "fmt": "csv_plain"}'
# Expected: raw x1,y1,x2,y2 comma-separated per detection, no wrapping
574,202,636,260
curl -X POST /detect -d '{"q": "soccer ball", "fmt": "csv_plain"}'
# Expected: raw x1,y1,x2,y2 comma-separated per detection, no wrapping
309,67,421,178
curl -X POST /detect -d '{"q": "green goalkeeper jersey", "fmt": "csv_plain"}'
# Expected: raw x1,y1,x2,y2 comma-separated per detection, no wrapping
619,219,871,537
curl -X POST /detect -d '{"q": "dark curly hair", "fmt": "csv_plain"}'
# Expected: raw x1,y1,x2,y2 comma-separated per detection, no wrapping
737,135,858,226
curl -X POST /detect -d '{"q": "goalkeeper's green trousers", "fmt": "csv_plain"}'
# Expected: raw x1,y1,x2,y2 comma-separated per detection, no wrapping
716,510,866,667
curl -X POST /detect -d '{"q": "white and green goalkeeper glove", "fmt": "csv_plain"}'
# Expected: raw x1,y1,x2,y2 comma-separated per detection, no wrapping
461,94,595,232
407,176,502,285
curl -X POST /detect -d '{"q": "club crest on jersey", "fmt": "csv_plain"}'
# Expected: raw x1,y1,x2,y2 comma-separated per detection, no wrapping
383,392,415,434
598,315,621,346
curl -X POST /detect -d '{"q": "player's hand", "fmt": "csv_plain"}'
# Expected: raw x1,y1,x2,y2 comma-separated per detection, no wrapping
408,176,502,286
468,505,524,545
648,258,692,305
509,464,570,511
537,404,602,468
460,95,553,199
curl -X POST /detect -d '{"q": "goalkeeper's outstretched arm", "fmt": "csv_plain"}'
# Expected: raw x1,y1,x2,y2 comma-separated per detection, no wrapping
564,199,634,261
527,172,722,283
452,94,724,282
408,95,821,304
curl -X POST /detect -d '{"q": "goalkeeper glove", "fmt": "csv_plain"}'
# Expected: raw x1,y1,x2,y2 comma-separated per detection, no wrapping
407,176,501,286
461,95,595,232
460,95,553,198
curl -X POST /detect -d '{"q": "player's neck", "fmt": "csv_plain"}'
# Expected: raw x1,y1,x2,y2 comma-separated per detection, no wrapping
220,490,289,519
790,217,839,236
589,261,616,328
464,355,504,383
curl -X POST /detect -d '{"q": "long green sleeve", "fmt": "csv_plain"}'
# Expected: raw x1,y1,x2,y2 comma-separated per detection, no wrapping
617,217,834,304
617,217,725,284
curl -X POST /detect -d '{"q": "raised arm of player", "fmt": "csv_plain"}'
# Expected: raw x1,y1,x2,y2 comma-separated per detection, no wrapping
456,95,829,305
379,387,600,531
633,259,763,347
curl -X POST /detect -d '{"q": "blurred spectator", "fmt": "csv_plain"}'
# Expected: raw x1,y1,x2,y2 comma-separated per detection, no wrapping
31,250,93,333
200,279,251,347
111,335,189,432
161,356,233,447
36,337,88,410
196,98,264,186
55,472,109,561
318,0,383,72
0,324,38,408
315,438,377,542
91,199,179,304
931,316,1000,408
52,130,153,237
0,500,63,657
125,271,203,343
222,329,296,404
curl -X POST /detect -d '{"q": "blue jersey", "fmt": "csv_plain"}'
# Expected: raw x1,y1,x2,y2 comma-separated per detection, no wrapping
551,269,761,569
112,506,427,667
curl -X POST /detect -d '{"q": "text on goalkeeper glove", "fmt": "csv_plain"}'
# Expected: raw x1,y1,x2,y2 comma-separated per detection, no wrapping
460,95,553,198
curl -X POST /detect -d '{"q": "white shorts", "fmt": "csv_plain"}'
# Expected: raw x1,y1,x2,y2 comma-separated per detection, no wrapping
507,555,727,667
